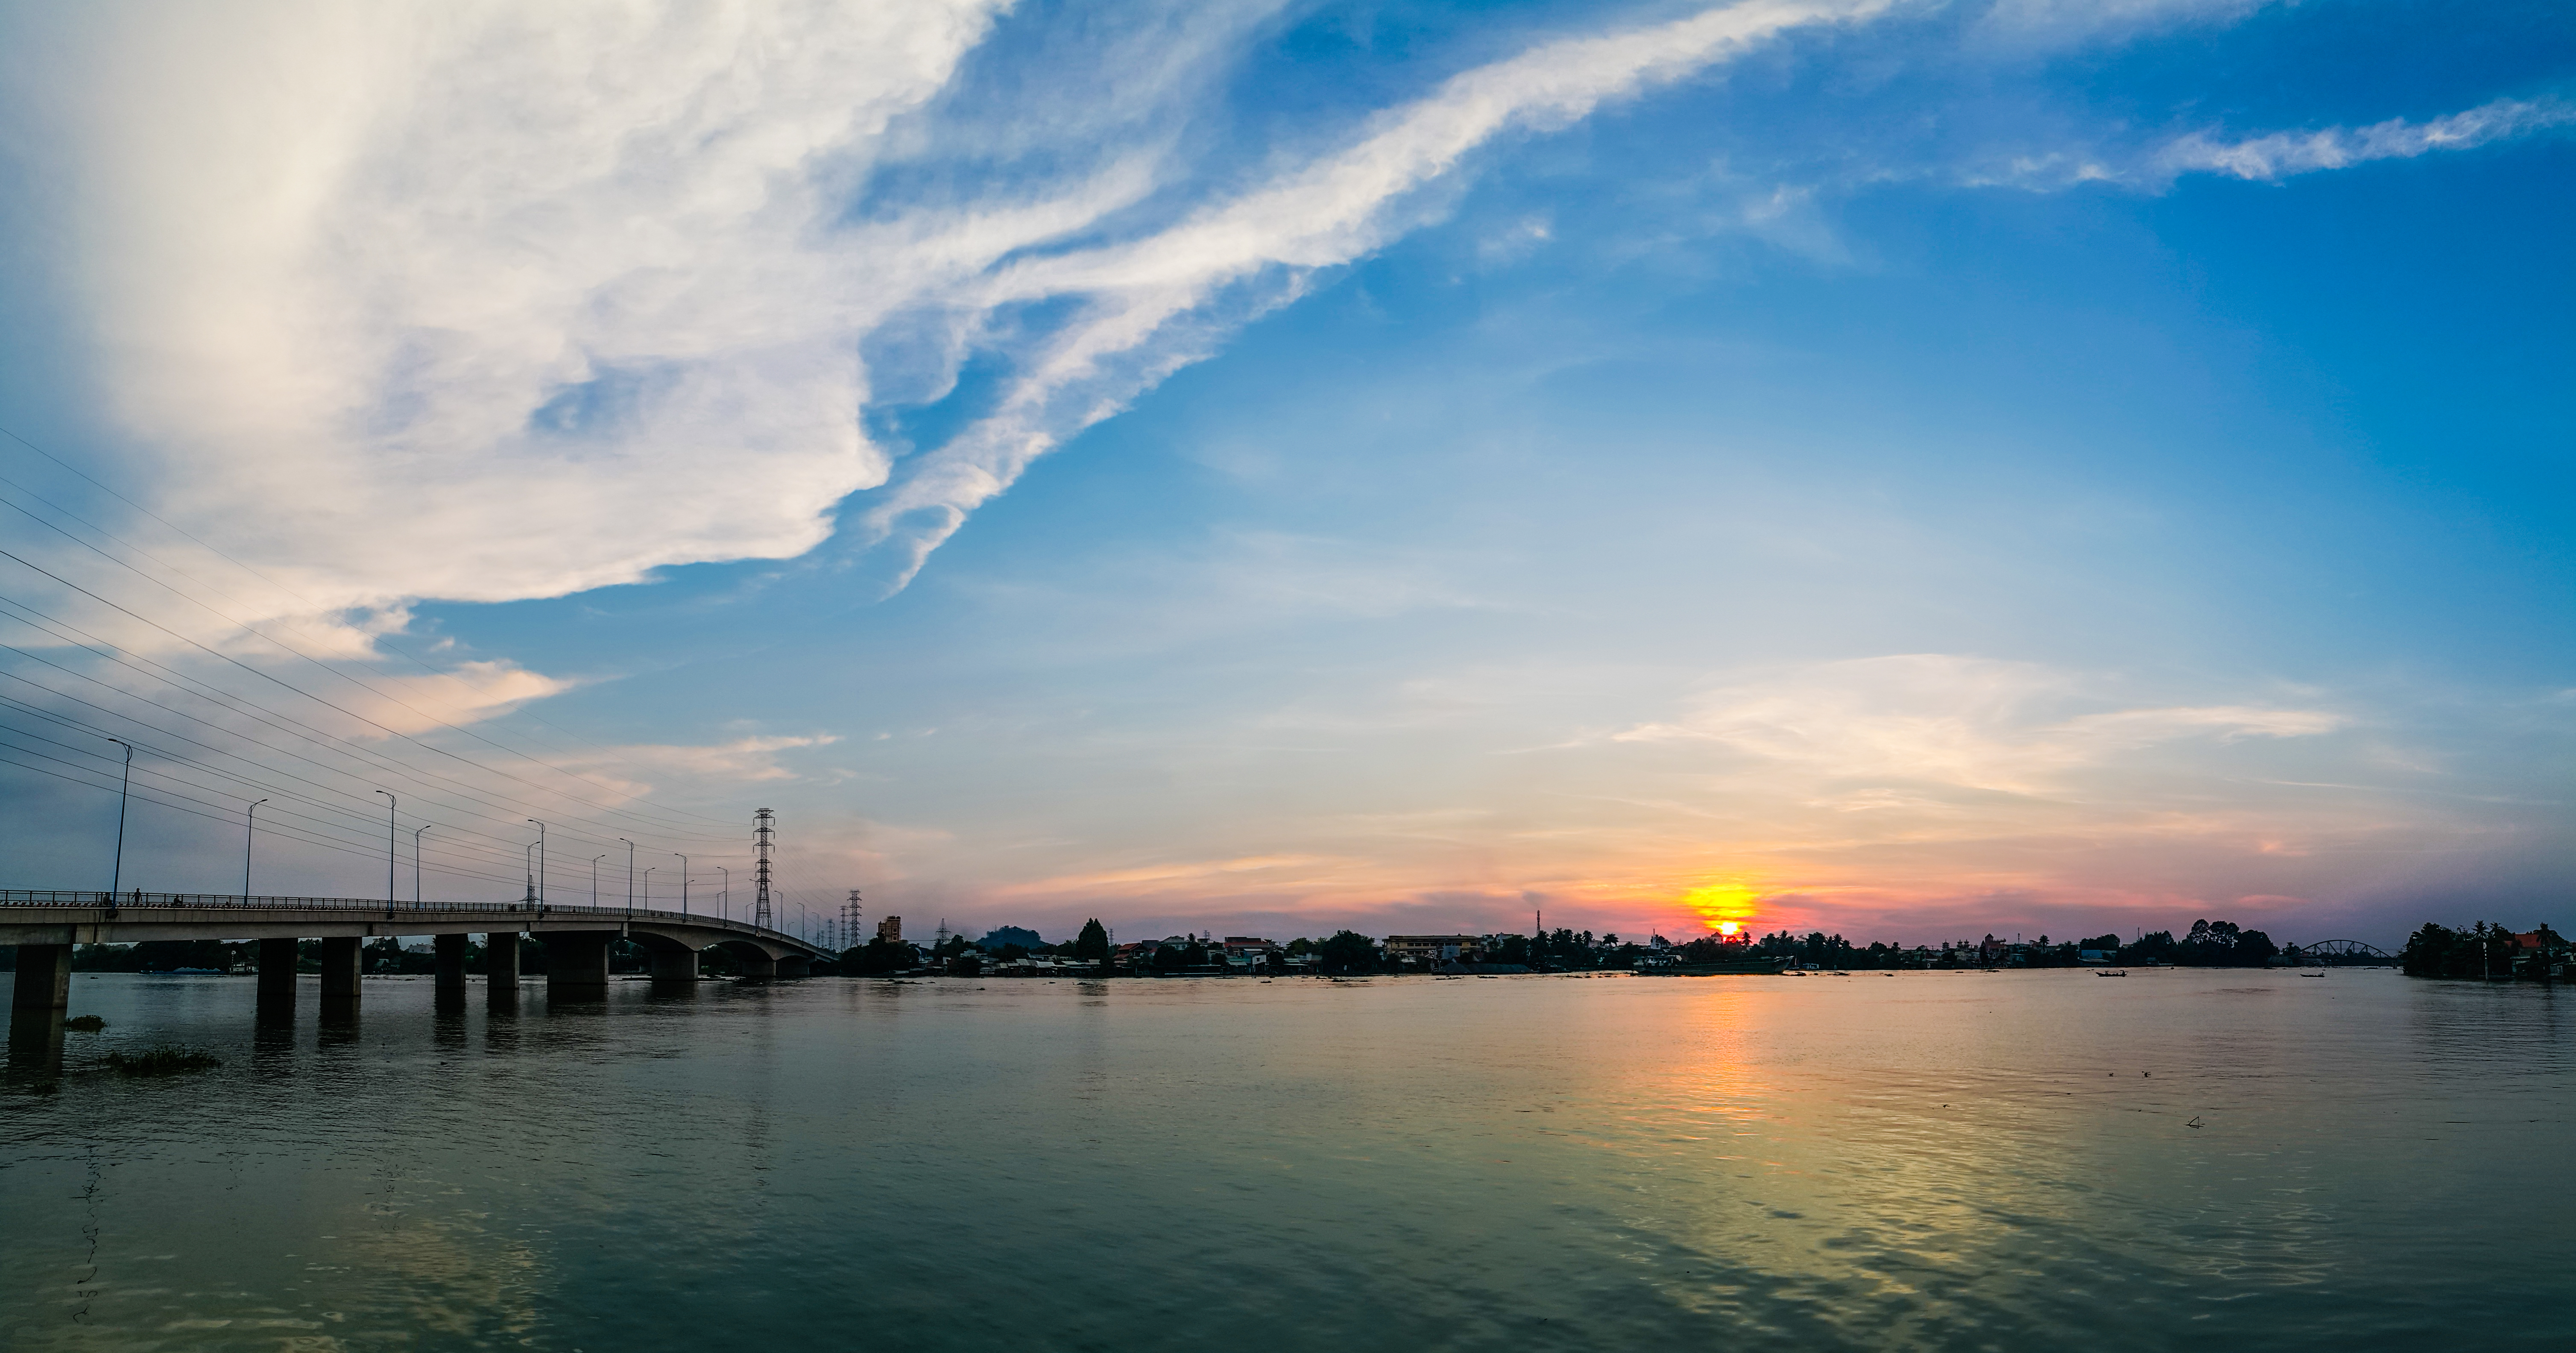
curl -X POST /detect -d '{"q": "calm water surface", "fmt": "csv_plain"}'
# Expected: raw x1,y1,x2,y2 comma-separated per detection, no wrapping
3,968,2570,1350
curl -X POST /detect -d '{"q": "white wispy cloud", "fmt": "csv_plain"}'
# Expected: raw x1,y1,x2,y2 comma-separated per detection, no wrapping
571,733,840,788
32,0,1129,636
1614,654,2344,793
1976,95,2576,191
2152,96,2576,181
1977,0,2280,44
14,0,1895,645
858,0,1900,584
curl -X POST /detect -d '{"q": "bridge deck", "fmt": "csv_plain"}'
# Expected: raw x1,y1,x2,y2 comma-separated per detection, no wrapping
0,890,830,958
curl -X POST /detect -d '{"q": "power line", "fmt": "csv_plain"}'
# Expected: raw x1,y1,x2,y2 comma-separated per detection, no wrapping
0,422,740,826
0,584,740,851
0,422,793,899
0,743,527,891
0,657,748,901
0,536,741,843
0,621,684,867
0,700,561,882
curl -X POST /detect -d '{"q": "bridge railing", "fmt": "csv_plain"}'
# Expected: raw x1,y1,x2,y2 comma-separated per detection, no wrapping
0,890,827,953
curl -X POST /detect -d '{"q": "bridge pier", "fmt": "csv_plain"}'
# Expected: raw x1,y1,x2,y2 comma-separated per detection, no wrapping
10,943,70,1013
485,931,520,1009
776,954,811,979
319,936,361,1007
650,947,698,982
735,948,778,979
8,1008,65,1074
433,934,467,996
546,932,613,1000
257,937,299,1009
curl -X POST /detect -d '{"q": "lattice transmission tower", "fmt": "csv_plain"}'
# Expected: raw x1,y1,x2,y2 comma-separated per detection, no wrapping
752,808,776,931
843,889,863,950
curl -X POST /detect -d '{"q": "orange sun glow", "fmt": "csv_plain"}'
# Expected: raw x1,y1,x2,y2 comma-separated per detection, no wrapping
1683,882,1760,935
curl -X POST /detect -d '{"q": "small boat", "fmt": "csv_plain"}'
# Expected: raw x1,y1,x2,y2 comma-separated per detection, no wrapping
2094,969,2128,977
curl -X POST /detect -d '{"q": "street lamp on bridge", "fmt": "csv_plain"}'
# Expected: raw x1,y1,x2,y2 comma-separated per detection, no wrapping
592,855,605,908
644,866,656,913
674,853,688,917
374,790,396,918
413,823,434,908
620,839,635,918
104,737,132,903
719,867,728,923
526,820,547,911
242,797,268,901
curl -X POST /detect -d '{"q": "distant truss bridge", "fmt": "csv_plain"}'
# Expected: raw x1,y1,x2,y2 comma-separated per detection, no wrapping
2286,939,2394,963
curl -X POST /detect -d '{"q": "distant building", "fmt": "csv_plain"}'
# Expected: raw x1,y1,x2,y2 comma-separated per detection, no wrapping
876,916,902,943
1384,934,1483,969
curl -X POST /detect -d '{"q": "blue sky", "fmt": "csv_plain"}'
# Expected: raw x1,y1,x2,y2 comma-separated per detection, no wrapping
0,0,2567,947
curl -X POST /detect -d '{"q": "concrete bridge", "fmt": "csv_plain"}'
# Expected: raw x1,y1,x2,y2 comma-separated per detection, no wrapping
4,889,835,1013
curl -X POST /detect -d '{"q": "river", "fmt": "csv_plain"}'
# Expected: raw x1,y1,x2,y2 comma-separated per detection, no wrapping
2,967,2568,1350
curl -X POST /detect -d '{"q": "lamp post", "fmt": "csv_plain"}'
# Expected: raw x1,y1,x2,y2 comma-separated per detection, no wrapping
523,842,538,905
592,855,605,908
673,854,688,917
374,789,396,917
526,820,546,910
242,797,268,900
413,824,433,907
620,838,635,918
719,867,729,923
644,866,656,913
106,737,133,901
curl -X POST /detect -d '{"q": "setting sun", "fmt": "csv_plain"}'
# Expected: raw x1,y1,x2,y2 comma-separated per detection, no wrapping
1683,883,1761,933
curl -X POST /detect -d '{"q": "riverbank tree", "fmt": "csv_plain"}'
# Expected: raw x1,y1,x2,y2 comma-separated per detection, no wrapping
1315,931,1381,974
2401,922,2564,979
847,937,921,974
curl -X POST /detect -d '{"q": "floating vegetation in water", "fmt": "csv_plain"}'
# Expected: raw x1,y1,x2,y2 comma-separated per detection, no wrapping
63,1015,106,1032
105,1045,222,1076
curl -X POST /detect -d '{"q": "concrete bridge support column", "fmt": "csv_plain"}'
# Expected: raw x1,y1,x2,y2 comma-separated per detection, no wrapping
546,932,613,1000
776,954,811,978
7,1007,64,1074
256,938,299,1010
735,949,778,979
433,934,467,995
319,936,361,1007
650,948,698,982
10,944,70,1012
486,931,520,1009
